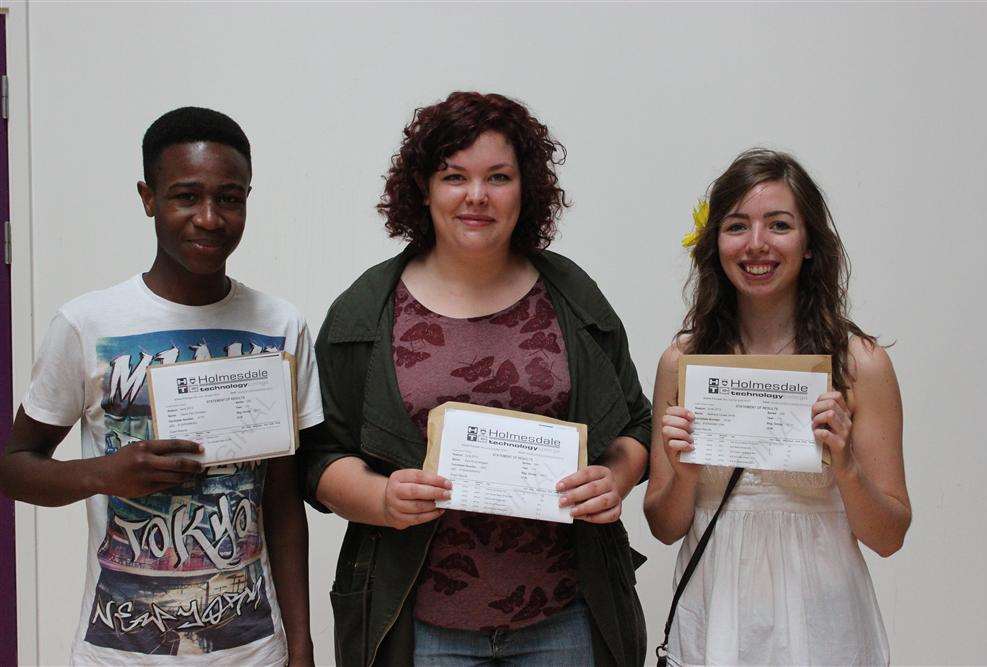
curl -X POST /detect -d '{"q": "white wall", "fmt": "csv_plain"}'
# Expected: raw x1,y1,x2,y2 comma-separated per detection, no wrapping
6,1,986,664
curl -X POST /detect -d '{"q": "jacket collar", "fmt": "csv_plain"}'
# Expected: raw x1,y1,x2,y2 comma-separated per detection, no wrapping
326,245,618,343
325,246,415,343
530,250,619,333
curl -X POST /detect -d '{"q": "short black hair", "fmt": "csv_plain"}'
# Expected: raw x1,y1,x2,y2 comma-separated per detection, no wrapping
142,106,251,185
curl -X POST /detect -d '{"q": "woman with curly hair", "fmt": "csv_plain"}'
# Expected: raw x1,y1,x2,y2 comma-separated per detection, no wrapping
644,149,911,665
301,91,652,666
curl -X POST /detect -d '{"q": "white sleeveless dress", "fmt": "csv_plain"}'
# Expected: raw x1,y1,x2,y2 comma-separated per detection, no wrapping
667,466,890,666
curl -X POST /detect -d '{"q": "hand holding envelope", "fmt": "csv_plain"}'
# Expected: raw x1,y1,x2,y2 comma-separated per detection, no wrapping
92,439,204,498
381,468,453,530
556,465,623,524
811,390,855,473
659,405,702,482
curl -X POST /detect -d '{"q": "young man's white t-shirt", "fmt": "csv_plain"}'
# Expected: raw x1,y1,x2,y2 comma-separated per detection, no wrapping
22,275,324,666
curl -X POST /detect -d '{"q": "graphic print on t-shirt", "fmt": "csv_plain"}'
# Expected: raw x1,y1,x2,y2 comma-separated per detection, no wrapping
84,329,284,655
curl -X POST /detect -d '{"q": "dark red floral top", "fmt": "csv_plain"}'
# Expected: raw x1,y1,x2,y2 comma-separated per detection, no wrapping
391,279,579,632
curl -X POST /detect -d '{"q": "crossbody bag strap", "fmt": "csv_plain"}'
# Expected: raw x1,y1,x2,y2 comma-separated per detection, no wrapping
656,466,744,660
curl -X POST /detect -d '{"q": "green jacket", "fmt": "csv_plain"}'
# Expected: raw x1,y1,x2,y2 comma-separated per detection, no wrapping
301,247,652,666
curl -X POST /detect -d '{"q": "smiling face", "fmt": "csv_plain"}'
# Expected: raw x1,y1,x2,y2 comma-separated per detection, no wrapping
717,180,811,302
138,141,251,279
425,130,522,258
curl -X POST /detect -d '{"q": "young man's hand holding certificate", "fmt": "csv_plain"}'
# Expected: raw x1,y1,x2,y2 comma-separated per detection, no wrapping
147,351,298,466
423,402,588,523
678,355,832,473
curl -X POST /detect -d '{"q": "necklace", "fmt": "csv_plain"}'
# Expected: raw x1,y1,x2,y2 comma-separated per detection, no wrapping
739,335,797,355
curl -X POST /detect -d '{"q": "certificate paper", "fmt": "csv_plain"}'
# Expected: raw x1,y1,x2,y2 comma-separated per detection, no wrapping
679,364,828,472
147,351,298,466
423,402,586,523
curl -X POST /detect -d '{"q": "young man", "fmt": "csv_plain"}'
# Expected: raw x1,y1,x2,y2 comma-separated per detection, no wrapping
0,107,321,665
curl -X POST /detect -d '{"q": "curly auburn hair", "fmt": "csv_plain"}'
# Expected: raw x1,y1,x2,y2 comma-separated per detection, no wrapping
679,148,876,392
377,91,569,254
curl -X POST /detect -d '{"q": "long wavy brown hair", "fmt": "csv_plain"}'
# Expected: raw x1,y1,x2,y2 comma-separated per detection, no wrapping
679,148,875,392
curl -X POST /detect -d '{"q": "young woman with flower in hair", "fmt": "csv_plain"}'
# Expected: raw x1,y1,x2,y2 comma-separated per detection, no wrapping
301,92,651,666
643,149,910,666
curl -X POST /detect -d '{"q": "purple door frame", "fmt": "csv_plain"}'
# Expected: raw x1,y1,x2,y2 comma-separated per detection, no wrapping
0,12,17,667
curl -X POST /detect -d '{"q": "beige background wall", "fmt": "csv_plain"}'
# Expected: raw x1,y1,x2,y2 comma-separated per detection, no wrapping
4,1,986,664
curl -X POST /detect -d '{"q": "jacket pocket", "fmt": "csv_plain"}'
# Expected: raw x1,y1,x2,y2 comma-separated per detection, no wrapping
608,523,648,665
330,588,368,667
331,528,379,666
609,522,644,588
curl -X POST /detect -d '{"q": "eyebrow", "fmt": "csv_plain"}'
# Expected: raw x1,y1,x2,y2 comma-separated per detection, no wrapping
445,162,515,172
723,210,794,220
166,181,246,191
167,181,202,190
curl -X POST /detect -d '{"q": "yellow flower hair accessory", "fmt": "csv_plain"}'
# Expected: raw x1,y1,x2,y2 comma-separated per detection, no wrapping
681,199,709,248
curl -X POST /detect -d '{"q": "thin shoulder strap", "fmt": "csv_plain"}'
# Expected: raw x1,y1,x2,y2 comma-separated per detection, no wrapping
656,467,744,659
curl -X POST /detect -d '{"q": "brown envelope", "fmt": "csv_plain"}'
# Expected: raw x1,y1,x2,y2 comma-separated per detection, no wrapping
147,350,300,461
422,401,588,474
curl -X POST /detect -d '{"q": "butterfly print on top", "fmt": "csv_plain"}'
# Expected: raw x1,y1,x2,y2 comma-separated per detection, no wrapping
450,356,494,382
473,360,519,393
488,585,526,614
394,286,409,317
508,386,552,412
406,298,442,319
494,521,526,553
511,587,549,623
434,527,476,550
392,279,577,632
524,356,557,391
400,321,445,347
517,530,554,555
519,298,555,333
436,553,480,579
423,568,469,596
519,331,562,354
394,345,430,369
461,514,497,547
488,300,530,328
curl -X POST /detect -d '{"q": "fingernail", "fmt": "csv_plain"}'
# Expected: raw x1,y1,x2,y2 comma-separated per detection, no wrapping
443,491,452,500
555,482,564,491
559,496,569,507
